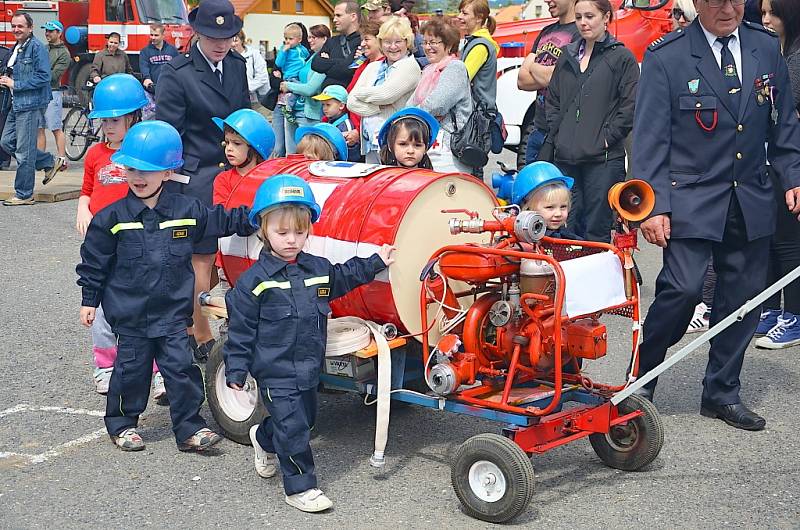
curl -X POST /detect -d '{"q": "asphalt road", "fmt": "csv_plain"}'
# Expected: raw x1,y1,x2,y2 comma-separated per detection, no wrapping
1,159,799,529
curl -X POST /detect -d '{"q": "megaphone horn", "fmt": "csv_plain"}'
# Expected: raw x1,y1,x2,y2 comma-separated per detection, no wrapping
608,179,655,222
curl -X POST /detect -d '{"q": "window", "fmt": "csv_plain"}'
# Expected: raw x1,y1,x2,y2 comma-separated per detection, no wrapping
106,0,135,22
295,0,303,12
534,5,542,17
272,0,280,11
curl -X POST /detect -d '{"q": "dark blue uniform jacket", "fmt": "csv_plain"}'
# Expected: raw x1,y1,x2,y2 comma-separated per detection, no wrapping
223,250,386,391
156,44,250,205
76,190,254,338
632,20,800,241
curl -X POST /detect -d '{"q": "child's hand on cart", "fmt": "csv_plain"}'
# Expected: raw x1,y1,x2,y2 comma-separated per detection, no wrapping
378,244,396,266
80,306,96,327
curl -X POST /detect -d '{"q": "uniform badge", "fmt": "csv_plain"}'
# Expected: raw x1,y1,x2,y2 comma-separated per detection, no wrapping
757,93,765,105
173,228,188,239
688,79,700,94
724,64,737,77
216,16,225,25
318,287,330,297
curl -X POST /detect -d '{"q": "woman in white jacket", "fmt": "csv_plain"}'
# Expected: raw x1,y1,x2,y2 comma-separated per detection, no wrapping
233,30,270,118
347,16,422,163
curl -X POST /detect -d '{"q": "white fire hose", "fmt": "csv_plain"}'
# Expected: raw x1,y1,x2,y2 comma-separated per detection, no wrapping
613,263,800,405
326,317,392,468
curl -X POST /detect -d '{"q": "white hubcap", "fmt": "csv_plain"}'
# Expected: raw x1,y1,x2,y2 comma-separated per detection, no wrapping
468,460,507,502
214,362,258,422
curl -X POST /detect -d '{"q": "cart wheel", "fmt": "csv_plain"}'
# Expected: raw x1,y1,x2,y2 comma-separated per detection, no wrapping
205,335,268,445
589,394,664,471
451,433,534,523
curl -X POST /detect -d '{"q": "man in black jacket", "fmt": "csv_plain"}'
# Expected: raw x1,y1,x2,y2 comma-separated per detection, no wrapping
156,0,249,362
311,0,360,89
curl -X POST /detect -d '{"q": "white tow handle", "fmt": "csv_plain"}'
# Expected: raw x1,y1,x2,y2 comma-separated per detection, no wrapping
612,263,800,405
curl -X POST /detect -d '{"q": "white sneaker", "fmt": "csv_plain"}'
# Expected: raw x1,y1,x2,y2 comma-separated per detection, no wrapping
249,425,276,478
152,372,167,403
686,302,709,334
93,367,113,394
285,488,333,513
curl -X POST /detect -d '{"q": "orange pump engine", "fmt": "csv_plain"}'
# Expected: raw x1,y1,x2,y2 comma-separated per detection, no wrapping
420,208,614,405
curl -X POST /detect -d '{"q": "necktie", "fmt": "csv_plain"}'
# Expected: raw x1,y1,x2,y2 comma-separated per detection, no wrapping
716,36,741,110
215,68,223,85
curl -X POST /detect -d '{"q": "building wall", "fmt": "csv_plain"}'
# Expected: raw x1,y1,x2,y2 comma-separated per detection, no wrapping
521,0,550,19
243,13,332,58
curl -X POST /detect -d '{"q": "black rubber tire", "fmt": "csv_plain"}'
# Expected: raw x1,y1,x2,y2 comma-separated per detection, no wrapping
589,394,664,471
63,107,92,161
451,433,535,523
205,335,268,445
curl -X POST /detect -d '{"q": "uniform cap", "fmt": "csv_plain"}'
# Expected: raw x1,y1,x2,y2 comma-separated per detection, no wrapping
188,0,243,39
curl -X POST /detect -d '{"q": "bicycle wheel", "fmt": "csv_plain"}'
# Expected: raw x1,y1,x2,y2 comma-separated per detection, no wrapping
63,107,92,161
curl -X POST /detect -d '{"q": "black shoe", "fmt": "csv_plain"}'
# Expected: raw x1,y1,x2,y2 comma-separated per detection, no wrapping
632,386,654,402
193,338,215,363
700,401,766,431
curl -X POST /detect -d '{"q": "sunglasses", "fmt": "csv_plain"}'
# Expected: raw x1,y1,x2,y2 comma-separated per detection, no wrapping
672,7,687,19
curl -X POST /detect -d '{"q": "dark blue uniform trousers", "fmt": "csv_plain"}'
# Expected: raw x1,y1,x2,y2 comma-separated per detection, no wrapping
637,196,769,405
255,386,318,496
105,331,207,443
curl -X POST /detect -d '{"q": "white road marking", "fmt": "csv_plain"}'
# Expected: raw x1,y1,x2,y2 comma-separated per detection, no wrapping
0,403,107,465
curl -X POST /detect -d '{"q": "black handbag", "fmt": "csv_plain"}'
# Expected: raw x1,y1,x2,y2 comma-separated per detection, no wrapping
450,103,494,168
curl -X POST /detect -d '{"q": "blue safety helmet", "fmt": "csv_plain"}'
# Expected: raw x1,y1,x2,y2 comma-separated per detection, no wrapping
212,109,276,160
111,120,184,171
511,162,573,206
249,174,321,227
378,107,440,149
294,123,348,161
88,74,149,119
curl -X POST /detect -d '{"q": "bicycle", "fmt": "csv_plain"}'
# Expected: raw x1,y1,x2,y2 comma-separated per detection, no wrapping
63,83,102,161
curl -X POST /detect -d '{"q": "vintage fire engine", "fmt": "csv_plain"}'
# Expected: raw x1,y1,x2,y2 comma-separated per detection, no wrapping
203,158,663,523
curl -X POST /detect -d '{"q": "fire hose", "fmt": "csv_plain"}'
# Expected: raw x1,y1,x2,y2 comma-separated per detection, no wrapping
325,317,393,468
613,263,800,405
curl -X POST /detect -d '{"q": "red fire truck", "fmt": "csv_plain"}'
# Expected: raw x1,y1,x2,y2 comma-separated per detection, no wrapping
0,0,192,92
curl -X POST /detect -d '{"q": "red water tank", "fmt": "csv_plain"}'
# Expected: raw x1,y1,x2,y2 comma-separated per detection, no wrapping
218,156,499,337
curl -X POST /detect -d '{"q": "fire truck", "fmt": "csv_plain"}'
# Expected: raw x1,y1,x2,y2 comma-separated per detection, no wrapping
490,0,673,166
0,0,192,94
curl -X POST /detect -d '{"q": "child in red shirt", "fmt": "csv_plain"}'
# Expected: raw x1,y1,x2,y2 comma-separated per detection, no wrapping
211,109,275,209
74,74,166,400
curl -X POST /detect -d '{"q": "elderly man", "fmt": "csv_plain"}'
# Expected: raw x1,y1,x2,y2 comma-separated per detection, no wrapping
156,0,249,362
1,12,60,206
37,19,70,178
312,0,361,89
632,0,800,430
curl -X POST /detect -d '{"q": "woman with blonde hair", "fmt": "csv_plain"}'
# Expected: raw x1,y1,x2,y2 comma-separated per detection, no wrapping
347,16,422,163
671,0,696,30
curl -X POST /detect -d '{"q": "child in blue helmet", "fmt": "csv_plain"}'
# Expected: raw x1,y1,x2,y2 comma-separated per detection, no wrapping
213,108,276,211
77,120,256,453
378,107,438,170
223,174,394,513
512,161,578,240
294,123,348,161
74,74,169,399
